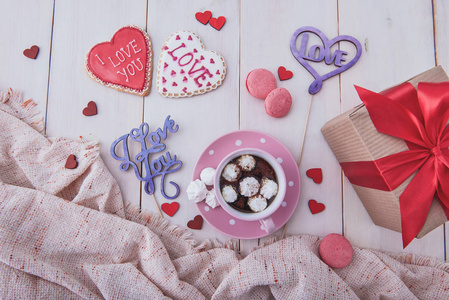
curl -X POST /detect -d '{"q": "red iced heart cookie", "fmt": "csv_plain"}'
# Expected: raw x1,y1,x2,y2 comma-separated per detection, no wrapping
157,31,226,98
23,45,39,59
65,154,78,169
278,66,293,81
306,168,323,184
82,101,97,116
86,26,153,96
308,199,325,214
161,202,179,217
195,11,212,25
209,16,226,31
187,215,203,230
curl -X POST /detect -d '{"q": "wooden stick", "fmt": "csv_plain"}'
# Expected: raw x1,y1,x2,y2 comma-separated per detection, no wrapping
281,94,314,239
151,193,164,218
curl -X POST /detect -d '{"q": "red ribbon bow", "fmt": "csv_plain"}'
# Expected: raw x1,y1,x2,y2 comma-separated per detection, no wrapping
341,82,449,248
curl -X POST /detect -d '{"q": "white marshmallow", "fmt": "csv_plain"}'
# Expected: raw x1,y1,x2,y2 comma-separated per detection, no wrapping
248,195,268,212
260,177,278,199
239,176,260,197
222,185,238,203
205,190,220,208
200,167,216,186
222,163,241,182
238,154,256,171
186,179,208,203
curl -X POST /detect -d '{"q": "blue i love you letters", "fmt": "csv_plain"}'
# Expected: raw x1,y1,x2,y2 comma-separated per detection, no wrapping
110,115,182,199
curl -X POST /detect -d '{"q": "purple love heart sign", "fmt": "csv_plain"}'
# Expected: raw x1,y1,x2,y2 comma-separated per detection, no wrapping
290,26,362,94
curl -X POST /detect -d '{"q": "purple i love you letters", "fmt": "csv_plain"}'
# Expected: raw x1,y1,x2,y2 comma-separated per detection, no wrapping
290,26,362,94
110,115,182,200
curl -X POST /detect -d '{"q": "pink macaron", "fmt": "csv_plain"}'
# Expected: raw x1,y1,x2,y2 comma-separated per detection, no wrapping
246,68,277,99
319,233,353,269
264,88,292,118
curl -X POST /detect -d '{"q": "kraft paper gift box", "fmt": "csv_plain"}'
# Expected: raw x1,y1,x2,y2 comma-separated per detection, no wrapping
321,66,449,240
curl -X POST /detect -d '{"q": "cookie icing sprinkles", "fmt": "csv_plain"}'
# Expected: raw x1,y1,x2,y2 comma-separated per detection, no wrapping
156,30,226,98
86,26,153,96
110,115,183,200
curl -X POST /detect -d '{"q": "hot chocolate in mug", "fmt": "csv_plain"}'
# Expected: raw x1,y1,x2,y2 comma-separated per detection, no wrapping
214,148,287,233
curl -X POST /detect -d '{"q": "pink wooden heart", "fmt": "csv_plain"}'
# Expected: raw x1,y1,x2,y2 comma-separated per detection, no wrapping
65,154,78,169
86,26,153,96
23,45,39,59
156,31,226,98
82,101,97,116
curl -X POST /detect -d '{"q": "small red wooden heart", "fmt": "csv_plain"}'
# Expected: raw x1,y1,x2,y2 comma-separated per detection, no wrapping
209,16,226,31
187,215,203,230
278,66,293,81
23,45,39,59
65,154,78,169
308,199,325,214
161,202,179,217
306,168,323,184
82,101,97,116
195,11,212,25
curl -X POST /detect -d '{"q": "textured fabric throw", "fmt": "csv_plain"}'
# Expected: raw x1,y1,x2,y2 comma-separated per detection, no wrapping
1,89,449,299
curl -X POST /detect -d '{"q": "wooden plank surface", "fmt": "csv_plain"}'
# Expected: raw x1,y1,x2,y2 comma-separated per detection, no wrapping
339,0,444,259
143,0,240,243
1,0,448,261
435,0,449,261
0,0,54,121
46,0,147,208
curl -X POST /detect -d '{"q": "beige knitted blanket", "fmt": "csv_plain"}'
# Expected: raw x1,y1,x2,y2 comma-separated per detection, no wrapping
1,89,449,299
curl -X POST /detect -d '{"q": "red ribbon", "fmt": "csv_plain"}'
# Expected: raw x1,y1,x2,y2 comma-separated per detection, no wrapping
341,82,449,248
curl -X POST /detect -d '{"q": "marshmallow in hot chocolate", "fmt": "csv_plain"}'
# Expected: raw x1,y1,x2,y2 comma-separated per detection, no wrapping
222,185,238,203
238,154,256,172
200,167,216,186
239,176,260,197
248,194,268,212
222,163,241,182
260,177,278,199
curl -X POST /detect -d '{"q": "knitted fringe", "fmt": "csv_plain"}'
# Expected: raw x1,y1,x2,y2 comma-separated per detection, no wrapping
0,88,44,134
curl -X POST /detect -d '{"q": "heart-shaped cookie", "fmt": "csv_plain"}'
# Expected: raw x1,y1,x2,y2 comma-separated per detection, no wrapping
187,215,203,230
161,202,179,217
308,199,325,214
156,31,226,98
82,101,97,116
86,26,153,96
306,168,323,184
23,45,39,59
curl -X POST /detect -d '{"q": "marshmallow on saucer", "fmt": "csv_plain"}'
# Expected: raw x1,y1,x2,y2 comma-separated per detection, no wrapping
200,167,216,186
205,190,220,208
186,179,208,203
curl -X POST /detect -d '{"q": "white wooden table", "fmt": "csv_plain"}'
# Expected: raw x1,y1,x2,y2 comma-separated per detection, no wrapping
2,0,448,260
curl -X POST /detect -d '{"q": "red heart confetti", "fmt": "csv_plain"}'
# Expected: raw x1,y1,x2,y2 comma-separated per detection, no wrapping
308,199,325,214
23,45,39,59
278,66,293,81
209,16,226,31
82,101,97,116
195,10,212,25
86,26,152,96
161,202,179,217
306,168,323,184
65,154,78,169
187,215,203,230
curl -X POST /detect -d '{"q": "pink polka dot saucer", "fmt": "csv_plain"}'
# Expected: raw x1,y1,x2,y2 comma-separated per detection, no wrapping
193,130,301,239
